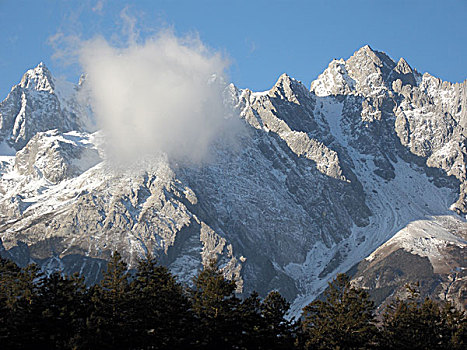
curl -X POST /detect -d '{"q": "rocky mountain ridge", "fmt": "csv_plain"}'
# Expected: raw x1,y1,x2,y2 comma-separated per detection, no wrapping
0,45,465,313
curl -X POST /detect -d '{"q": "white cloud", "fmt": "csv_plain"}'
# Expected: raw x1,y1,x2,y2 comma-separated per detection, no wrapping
78,29,239,165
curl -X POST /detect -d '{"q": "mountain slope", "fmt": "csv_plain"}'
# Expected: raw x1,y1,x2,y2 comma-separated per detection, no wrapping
352,215,466,311
0,46,465,313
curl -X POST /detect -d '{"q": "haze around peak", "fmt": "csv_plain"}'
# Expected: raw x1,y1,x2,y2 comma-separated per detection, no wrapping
76,28,239,165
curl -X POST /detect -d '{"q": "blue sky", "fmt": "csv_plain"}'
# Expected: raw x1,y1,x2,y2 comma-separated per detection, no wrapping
0,0,466,99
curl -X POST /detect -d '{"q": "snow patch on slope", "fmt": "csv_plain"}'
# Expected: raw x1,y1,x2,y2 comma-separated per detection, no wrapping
311,59,356,97
287,150,458,315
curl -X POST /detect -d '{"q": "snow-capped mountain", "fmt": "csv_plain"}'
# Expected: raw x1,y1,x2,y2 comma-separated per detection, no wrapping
0,45,465,313
0,63,94,151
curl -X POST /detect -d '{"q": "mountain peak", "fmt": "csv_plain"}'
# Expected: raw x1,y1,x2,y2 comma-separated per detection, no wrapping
356,44,375,54
389,57,417,87
270,73,307,101
273,73,307,91
19,62,55,92
349,45,395,70
310,45,402,97
394,57,413,75
353,44,390,63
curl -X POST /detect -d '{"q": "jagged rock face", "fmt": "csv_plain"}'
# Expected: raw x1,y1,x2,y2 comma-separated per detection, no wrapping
0,48,466,313
313,45,465,207
393,74,467,213
14,130,101,183
0,63,93,150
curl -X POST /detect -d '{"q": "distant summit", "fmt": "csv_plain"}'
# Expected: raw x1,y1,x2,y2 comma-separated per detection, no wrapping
0,62,94,150
19,62,55,92
311,45,420,97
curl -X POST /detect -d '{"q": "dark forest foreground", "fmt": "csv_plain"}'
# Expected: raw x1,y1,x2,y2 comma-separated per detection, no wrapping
1,253,465,349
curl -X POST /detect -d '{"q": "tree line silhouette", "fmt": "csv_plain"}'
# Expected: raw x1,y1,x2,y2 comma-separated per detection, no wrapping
0,252,465,349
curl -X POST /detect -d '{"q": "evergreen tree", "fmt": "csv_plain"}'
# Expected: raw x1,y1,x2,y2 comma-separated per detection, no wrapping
260,290,295,349
0,257,23,307
0,260,44,349
0,257,24,348
83,251,131,349
301,273,377,350
128,254,194,349
381,285,467,349
442,302,467,350
236,291,264,349
31,271,89,349
190,258,242,349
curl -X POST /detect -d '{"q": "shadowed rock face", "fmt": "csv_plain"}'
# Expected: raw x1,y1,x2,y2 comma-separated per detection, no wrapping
0,47,466,312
